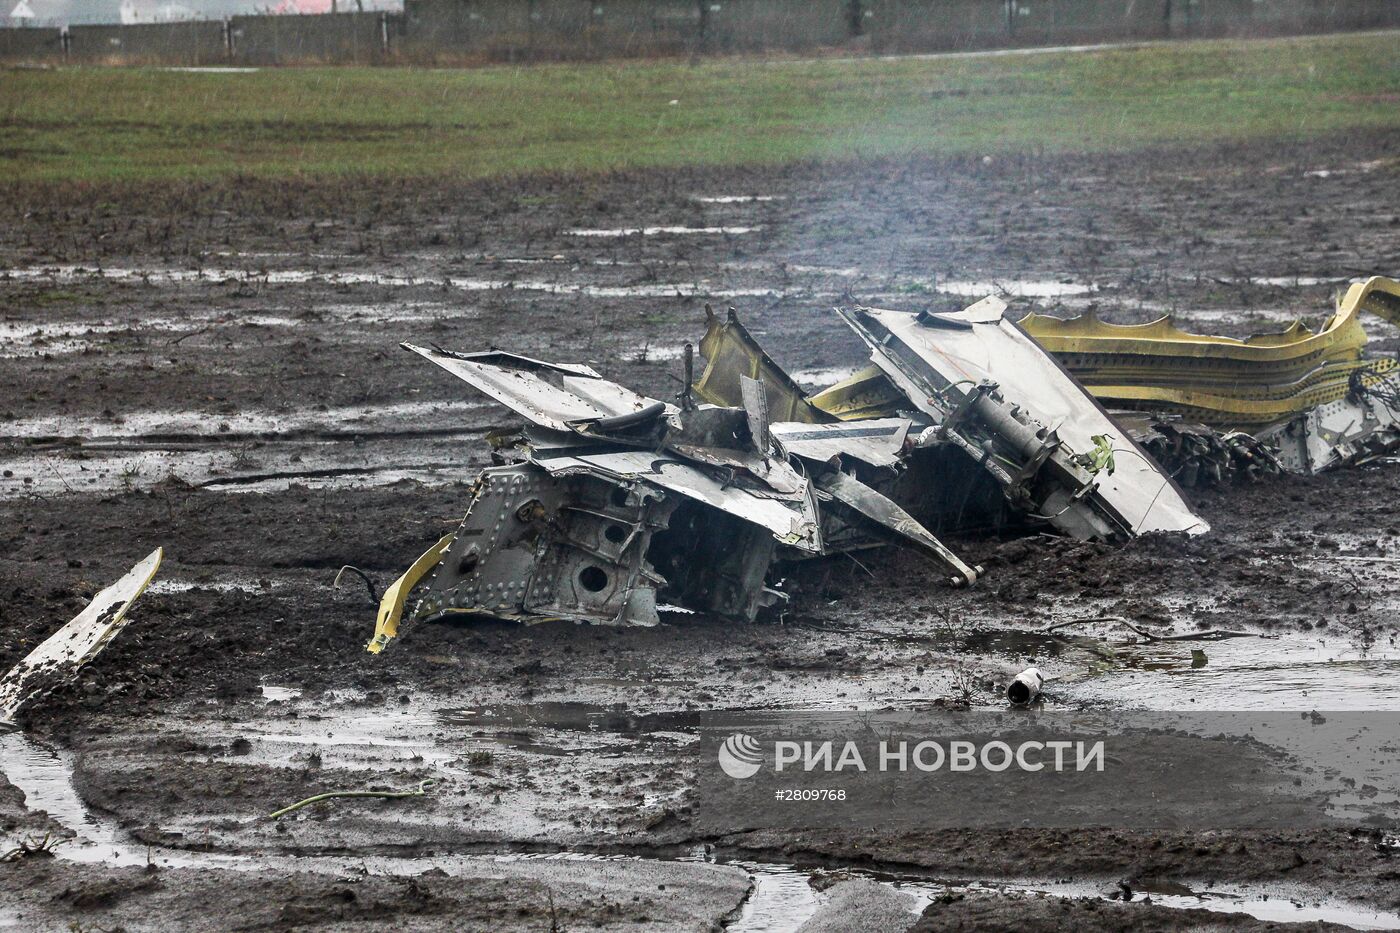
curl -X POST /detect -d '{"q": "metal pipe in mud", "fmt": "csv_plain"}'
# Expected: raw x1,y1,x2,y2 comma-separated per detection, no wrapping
1008,667,1044,706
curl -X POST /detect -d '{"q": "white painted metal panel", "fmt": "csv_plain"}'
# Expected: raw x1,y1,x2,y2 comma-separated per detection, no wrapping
861,300,1207,536
532,449,823,553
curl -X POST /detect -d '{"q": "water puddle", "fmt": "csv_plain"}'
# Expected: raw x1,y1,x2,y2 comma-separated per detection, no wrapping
1120,882,1400,929
0,441,468,499
298,302,462,325
1302,159,1389,180
790,365,859,387
0,732,214,868
934,279,1099,298
199,465,457,495
0,397,489,498
565,227,760,237
692,196,782,204
161,66,259,73
3,728,1398,930
0,399,485,442
205,251,354,260
0,313,301,358
1053,632,1400,710
0,265,776,301
1159,307,1326,326
628,343,690,362
1232,275,1360,288
709,859,822,931
586,282,777,298
147,578,271,596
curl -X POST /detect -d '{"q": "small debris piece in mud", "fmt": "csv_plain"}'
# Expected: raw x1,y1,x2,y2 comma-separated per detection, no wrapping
0,549,163,723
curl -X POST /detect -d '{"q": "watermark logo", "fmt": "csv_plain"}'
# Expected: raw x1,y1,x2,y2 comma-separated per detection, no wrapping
717,733,763,779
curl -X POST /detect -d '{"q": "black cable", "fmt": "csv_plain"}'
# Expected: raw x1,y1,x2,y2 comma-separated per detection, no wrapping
333,565,381,606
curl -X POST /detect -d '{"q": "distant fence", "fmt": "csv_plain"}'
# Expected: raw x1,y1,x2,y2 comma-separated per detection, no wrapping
1,0,1397,67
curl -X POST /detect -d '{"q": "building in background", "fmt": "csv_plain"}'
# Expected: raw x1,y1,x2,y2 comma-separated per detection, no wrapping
119,0,196,22
265,0,333,14
4,0,71,25
7,0,396,25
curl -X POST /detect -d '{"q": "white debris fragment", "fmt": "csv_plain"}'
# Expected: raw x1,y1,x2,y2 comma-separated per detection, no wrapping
0,549,163,723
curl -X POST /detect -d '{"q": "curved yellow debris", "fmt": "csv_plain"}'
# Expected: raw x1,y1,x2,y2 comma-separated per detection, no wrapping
1022,277,1400,361
366,534,455,655
694,307,832,423
1017,276,1400,428
807,365,905,421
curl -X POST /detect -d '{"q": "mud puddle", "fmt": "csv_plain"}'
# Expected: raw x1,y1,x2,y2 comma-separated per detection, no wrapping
0,399,489,498
0,312,305,358
0,439,469,498
149,577,277,596
0,399,488,441
4,731,1397,930
790,365,860,387
4,264,1218,317
959,626,1400,710
1064,634,1400,710
1,264,785,301
1233,275,1361,287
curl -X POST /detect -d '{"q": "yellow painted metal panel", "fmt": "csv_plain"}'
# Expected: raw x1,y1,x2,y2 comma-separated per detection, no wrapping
366,534,455,655
693,308,832,423
1017,277,1400,429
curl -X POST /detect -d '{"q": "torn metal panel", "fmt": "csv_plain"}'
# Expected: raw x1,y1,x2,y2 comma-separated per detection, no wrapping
648,498,780,622
813,470,980,586
740,374,773,455
367,534,453,654
1256,365,1400,473
694,307,833,423
409,464,679,629
771,419,913,469
1018,276,1400,428
807,365,904,421
396,460,786,639
403,343,661,432
841,299,1208,540
0,548,162,721
561,374,666,425
530,448,824,553
1021,276,1400,370
662,403,804,493
1114,413,1282,487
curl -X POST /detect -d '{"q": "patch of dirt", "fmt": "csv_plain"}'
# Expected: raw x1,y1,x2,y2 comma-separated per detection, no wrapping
2,128,1400,930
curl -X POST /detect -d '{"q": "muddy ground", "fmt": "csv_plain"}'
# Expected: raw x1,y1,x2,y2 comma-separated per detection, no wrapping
2,130,1400,931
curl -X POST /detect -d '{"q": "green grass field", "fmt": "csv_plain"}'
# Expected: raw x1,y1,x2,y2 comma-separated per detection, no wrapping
3,31,1398,183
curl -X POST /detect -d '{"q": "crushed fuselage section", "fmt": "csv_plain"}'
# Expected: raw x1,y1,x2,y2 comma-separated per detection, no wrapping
370,278,1400,651
414,463,677,628
373,336,984,650
372,293,1215,650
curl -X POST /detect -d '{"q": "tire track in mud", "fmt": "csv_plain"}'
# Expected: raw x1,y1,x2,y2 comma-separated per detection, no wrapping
0,401,496,499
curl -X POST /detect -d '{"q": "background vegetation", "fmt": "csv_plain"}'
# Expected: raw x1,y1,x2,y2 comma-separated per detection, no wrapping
3,32,1398,183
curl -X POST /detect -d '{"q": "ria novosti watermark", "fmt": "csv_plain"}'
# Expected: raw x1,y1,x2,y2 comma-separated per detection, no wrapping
719,733,1105,778
693,711,1400,833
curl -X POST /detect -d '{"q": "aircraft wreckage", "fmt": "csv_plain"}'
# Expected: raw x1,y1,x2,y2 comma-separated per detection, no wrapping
367,276,1400,650
367,295,1208,651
